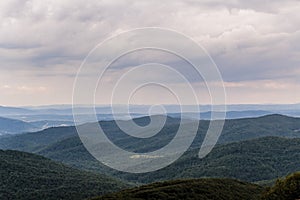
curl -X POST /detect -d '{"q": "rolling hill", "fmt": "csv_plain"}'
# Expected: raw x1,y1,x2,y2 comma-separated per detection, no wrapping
168,110,273,120
0,106,33,115
0,150,128,200
0,117,38,135
1,114,300,152
0,116,74,136
91,178,264,200
3,135,300,185
109,136,300,183
1,115,300,184
29,120,74,129
261,172,300,200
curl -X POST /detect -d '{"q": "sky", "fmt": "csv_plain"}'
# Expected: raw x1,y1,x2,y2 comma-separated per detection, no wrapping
0,0,299,106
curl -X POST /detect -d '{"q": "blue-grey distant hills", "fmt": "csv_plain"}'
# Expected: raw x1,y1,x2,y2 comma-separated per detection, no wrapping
168,110,274,120
1,104,300,135
1,114,300,184
0,116,74,135
2,104,300,117
0,117,38,135
0,106,34,115
22,103,300,113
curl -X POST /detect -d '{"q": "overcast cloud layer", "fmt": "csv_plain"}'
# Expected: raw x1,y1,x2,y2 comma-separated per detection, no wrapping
0,0,299,106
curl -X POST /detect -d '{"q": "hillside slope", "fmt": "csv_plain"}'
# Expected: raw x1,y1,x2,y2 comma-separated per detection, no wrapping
261,172,300,200
1,115,300,184
109,136,300,183
0,117,38,135
91,178,263,200
2,114,300,152
0,150,128,200
23,136,300,184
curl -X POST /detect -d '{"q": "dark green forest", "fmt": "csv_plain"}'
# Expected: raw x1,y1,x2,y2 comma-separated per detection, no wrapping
0,150,128,200
1,115,300,199
262,172,300,200
92,178,264,200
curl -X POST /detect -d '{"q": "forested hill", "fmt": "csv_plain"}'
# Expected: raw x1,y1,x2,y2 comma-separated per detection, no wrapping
0,150,128,200
1,114,300,153
91,178,264,200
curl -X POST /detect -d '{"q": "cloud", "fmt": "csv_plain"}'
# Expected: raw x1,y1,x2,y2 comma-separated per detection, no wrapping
0,0,299,105
0,85,11,89
16,85,47,92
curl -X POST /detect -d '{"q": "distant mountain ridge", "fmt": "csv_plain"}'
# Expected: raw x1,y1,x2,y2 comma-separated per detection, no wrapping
0,117,38,135
1,104,300,125
1,114,300,184
0,116,74,135
2,114,298,152
0,106,33,115
168,110,273,120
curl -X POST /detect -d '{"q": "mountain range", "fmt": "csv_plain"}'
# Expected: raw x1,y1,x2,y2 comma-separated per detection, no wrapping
1,114,300,199
0,116,74,135
0,117,38,135
1,114,300,184
1,104,300,135
1,149,269,200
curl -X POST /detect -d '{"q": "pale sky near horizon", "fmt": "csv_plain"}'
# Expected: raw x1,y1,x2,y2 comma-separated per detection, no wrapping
0,0,300,106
